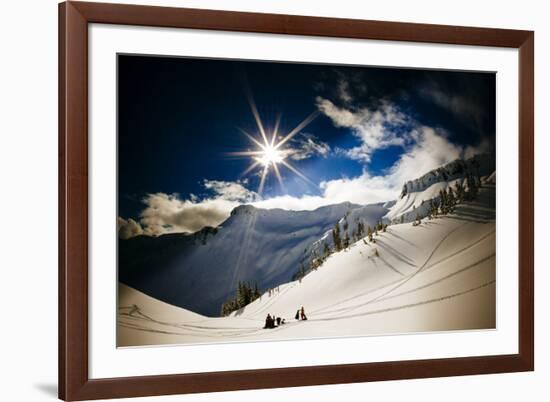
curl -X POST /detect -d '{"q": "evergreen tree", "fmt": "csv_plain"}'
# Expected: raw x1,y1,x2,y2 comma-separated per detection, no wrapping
447,187,456,212
472,174,480,198
220,280,262,316
323,243,331,257
237,282,246,306
332,223,342,251
439,189,447,215
357,221,365,238
293,262,307,281
428,199,435,218
343,232,350,249
465,174,479,200
454,181,464,203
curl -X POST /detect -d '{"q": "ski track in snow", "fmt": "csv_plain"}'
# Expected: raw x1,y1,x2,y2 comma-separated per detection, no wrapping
309,280,496,322
313,251,495,317
309,220,471,316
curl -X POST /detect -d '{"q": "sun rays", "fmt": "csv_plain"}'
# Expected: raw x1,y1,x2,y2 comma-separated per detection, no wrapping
228,93,320,195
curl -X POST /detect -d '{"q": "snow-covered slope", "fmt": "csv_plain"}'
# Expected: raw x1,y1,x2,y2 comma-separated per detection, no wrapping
118,183,496,346
119,201,392,316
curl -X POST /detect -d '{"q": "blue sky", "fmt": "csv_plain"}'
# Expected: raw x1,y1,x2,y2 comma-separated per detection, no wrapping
117,55,495,237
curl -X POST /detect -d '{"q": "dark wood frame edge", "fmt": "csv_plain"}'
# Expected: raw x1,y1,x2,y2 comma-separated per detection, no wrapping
58,1,534,400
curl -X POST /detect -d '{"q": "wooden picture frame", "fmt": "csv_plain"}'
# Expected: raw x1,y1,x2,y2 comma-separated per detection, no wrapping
59,1,534,400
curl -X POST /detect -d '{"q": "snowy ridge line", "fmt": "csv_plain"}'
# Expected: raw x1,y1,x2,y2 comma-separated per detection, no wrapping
314,252,496,317
309,279,496,322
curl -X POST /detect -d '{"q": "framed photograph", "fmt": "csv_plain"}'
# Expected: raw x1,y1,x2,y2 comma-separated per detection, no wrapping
59,1,534,400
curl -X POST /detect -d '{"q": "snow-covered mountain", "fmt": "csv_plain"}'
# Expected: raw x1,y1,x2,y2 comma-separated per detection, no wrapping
119,153,495,318
399,153,494,198
385,154,495,223
119,201,392,316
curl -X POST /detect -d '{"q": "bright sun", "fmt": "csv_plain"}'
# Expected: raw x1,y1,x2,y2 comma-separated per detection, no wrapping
227,92,319,195
257,145,284,167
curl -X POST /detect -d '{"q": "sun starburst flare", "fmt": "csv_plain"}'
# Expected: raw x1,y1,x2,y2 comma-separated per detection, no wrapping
227,94,320,195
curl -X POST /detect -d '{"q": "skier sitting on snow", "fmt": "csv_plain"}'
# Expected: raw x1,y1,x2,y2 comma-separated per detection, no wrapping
264,314,274,329
295,309,300,320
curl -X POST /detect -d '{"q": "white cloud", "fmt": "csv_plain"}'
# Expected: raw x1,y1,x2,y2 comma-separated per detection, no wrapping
255,126,463,210
288,133,331,161
464,138,492,159
316,97,411,162
117,217,144,239
252,194,328,211
316,97,366,127
202,179,257,202
137,193,234,236
389,127,462,184
335,73,367,104
337,79,353,103
122,180,257,238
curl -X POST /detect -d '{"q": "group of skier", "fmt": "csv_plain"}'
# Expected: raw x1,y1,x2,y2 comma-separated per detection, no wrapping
295,306,308,321
263,306,307,329
263,314,284,329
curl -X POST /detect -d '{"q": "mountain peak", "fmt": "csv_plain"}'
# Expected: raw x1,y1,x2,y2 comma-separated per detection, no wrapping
230,204,257,216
